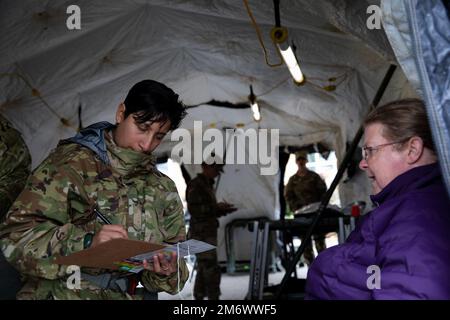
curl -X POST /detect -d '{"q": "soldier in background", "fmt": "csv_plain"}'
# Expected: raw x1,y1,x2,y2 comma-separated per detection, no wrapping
0,114,31,299
0,80,189,299
0,114,31,220
285,151,327,266
186,159,236,300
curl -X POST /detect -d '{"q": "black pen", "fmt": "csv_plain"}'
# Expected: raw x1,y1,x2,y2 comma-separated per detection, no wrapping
94,208,112,225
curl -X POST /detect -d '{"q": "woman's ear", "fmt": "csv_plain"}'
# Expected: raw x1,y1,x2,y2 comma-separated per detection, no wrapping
115,103,126,124
406,136,424,164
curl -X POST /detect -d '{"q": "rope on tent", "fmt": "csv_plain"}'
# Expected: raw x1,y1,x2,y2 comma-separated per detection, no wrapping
243,0,284,67
256,77,291,97
0,69,77,131
306,72,348,92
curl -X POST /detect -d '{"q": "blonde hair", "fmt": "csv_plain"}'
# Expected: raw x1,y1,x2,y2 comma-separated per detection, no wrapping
364,98,435,152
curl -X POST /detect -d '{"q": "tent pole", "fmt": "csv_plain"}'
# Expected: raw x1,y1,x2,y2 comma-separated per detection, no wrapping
274,64,397,299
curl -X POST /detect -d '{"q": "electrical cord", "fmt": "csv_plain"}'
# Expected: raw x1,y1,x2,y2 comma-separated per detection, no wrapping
243,0,283,67
0,68,76,131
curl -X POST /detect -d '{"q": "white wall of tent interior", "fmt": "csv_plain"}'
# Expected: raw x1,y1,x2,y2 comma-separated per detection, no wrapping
0,0,448,298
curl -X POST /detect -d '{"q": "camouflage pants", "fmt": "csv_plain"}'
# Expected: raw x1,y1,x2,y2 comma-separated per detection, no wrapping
301,234,326,266
192,234,221,300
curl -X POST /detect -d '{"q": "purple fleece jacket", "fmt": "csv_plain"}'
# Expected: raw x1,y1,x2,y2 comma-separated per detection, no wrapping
305,163,450,299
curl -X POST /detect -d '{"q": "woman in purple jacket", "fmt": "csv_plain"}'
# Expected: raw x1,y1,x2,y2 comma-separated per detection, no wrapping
305,99,450,299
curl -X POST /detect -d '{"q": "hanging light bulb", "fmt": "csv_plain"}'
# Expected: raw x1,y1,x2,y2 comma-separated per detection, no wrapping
271,26,305,85
248,85,261,122
278,43,304,84
251,102,261,122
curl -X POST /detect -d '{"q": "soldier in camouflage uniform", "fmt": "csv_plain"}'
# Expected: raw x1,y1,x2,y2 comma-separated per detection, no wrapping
0,114,32,299
0,80,189,299
284,151,327,265
0,114,31,220
186,160,236,300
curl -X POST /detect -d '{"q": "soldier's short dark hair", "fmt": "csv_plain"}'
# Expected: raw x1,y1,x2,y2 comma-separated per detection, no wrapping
123,80,187,130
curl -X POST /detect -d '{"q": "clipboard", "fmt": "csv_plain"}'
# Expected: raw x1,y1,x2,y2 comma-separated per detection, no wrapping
54,238,215,272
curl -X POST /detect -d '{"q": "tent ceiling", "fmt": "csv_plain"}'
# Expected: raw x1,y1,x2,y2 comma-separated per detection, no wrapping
0,0,410,167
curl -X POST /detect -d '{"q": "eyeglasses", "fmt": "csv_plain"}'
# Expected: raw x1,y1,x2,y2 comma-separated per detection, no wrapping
362,139,408,160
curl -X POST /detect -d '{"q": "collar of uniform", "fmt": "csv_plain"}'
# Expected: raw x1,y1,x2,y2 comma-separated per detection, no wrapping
296,169,312,178
104,130,156,177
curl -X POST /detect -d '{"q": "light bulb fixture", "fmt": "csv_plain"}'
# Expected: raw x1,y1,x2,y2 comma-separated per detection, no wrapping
270,0,305,85
271,27,305,85
248,85,261,122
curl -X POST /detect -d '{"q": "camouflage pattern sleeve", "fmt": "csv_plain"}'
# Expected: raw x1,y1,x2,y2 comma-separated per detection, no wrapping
314,172,327,197
0,152,94,280
0,115,31,220
284,176,300,212
140,178,189,294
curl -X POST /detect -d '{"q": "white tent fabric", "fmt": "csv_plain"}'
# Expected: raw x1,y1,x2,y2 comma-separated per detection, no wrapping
1,0,412,165
381,0,421,93
1,0,419,261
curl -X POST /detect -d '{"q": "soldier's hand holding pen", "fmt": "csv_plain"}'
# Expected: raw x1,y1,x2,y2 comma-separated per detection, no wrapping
90,208,128,248
93,207,177,275
91,225,129,248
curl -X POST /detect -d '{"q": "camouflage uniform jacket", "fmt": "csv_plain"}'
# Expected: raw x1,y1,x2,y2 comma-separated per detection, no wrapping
0,122,188,299
0,114,31,220
285,169,327,212
186,173,221,239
